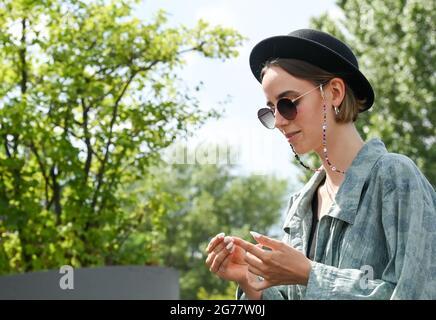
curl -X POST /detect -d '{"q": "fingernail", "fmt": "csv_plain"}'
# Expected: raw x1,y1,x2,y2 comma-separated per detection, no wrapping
223,236,231,244
230,245,235,253
226,242,233,250
217,232,225,238
250,231,261,239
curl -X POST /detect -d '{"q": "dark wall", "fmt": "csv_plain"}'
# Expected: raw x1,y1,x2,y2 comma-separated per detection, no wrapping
0,266,179,299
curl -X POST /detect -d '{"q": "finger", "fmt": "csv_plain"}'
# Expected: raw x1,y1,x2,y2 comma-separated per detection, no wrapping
223,236,233,245
206,232,225,253
212,241,227,254
225,239,235,253
249,278,272,291
207,232,225,251
218,253,231,273
232,236,267,260
216,252,238,280
247,264,264,278
246,267,272,292
205,252,215,267
250,231,283,250
206,241,227,266
232,243,246,257
244,251,265,271
210,246,231,273
206,237,217,253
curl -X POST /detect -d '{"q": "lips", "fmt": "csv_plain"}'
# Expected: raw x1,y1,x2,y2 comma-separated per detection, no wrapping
285,130,301,139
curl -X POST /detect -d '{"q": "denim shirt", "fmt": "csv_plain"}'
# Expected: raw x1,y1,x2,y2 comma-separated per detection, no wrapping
237,138,436,299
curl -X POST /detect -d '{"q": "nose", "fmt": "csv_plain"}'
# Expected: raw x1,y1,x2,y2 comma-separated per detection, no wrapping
274,110,290,131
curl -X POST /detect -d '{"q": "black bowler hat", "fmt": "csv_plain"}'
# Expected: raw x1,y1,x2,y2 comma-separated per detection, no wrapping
249,29,374,111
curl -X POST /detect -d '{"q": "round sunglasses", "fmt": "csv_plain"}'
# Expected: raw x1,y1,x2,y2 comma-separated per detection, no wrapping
257,83,326,129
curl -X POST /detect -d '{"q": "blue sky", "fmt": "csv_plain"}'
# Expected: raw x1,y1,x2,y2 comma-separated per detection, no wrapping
135,0,340,188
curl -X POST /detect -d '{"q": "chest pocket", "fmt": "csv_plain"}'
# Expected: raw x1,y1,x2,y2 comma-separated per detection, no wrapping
315,216,349,265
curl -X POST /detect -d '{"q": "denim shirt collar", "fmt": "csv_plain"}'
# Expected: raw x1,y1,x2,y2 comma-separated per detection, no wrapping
283,138,388,229
333,138,388,224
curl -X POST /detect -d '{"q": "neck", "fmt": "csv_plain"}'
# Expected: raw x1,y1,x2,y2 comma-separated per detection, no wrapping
315,122,364,188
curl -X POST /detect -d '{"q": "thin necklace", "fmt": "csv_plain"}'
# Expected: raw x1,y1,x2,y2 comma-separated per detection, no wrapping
324,177,337,203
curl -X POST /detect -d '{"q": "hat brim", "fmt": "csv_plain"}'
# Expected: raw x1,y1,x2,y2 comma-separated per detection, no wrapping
249,35,374,111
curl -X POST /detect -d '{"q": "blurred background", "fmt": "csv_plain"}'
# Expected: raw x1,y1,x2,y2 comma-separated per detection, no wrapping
0,0,434,299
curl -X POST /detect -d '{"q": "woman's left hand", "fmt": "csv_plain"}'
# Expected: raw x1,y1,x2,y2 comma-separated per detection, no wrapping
232,233,312,291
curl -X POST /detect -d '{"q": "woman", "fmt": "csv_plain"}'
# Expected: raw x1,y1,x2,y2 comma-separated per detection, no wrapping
205,29,436,299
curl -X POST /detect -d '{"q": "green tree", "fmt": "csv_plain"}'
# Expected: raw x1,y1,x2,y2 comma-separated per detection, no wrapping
0,0,244,274
298,0,435,184
124,145,291,299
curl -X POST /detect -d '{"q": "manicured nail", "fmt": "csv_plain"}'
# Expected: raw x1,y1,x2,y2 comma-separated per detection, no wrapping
226,242,233,250
230,245,235,253
250,231,261,239
217,232,225,238
223,236,231,244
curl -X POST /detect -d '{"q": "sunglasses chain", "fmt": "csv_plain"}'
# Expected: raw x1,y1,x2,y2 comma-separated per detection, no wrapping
288,97,345,175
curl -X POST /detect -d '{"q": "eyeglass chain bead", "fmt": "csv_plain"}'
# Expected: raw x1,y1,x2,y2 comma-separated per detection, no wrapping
288,103,345,175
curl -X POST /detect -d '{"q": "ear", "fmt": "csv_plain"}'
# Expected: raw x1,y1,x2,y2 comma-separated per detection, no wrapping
328,78,346,109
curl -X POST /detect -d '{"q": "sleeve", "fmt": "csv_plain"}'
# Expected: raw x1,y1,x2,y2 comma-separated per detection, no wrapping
304,156,436,300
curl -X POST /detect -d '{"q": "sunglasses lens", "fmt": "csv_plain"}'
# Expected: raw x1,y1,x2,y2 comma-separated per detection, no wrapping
257,108,275,129
277,99,297,120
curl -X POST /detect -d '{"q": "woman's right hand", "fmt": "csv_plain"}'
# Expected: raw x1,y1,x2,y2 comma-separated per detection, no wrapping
205,233,247,283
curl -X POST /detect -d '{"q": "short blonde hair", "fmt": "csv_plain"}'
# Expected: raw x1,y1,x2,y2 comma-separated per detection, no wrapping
260,58,366,122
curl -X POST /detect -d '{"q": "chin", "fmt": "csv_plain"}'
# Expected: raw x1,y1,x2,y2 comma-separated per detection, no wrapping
290,143,311,155
290,136,319,155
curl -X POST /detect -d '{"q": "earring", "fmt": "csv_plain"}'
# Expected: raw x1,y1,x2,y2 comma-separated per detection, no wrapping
334,106,340,116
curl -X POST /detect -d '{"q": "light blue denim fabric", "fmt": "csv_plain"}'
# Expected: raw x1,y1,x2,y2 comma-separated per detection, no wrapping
237,138,436,299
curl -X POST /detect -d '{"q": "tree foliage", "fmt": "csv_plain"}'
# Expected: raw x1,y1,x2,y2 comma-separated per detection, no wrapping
0,0,244,273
